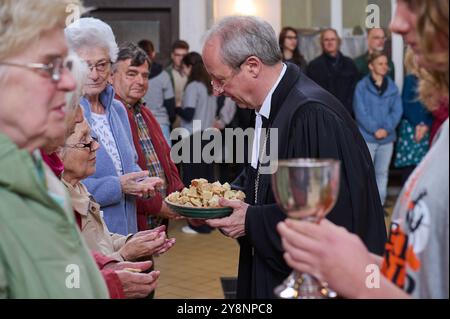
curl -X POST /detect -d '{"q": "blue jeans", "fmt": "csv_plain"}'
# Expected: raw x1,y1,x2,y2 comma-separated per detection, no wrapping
366,142,394,206
160,124,172,147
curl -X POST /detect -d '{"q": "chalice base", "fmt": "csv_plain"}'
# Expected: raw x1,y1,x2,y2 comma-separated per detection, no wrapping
274,272,338,299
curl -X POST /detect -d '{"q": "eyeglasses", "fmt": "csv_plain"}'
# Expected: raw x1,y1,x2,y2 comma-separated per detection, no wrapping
210,73,238,95
65,137,98,152
87,60,112,73
0,57,72,82
210,56,249,94
370,36,386,41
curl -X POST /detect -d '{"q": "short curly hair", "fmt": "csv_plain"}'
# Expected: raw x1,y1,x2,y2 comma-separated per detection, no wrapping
115,42,151,71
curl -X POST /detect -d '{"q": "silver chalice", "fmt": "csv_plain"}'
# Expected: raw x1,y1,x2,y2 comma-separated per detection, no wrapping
272,158,341,299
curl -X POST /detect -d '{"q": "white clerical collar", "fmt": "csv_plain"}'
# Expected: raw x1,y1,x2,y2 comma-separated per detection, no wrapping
255,63,287,120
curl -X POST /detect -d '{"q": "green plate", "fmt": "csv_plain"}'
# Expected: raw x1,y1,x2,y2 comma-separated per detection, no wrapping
165,198,232,219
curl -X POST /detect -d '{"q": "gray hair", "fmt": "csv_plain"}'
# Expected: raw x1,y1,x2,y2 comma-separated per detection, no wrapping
64,17,119,63
204,16,282,69
113,42,152,72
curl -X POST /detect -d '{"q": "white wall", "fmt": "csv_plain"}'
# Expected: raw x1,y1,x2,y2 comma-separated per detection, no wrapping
179,0,209,52
214,0,281,34
343,0,368,29
391,0,404,91
180,0,282,53
282,0,311,29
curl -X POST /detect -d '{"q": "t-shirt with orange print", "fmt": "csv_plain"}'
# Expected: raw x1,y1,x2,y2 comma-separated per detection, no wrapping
381,119,449,298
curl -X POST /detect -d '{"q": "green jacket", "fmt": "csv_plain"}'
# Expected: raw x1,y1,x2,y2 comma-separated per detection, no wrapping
354,51,396,81
0,133,109,298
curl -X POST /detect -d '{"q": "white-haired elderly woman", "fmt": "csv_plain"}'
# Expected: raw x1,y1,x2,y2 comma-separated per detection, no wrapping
65,17,162,236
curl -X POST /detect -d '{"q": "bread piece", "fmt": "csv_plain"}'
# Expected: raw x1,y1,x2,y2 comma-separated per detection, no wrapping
208,195,221,208
191,178,208,187
235,190,246,201
190,197,203,207
167,181,246,208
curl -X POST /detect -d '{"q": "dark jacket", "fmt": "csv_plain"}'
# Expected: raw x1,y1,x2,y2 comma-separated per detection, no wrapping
306,52,359,117
236,63,387,299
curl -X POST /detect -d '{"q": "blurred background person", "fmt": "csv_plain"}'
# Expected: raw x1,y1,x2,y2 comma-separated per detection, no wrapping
307,28,359,117
354,28,395,80
0,0,109,298
138,39,176,146
429,97,449,144
353,51,403,207
279,27,307,71
213,97,238,184
65,18,162,236
166,40,190,109
176,52,217,234
214,96,255,187
394,49,433,184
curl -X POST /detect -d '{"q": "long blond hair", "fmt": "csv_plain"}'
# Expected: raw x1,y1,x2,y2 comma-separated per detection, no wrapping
408,0,449,110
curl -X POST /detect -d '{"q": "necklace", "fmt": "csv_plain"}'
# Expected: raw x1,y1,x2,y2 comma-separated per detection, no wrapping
254,129,270,205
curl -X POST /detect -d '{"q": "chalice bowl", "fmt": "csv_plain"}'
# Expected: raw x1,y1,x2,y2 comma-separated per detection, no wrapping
272,158,341,299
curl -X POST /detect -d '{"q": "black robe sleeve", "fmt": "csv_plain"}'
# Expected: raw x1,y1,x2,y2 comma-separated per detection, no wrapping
244,102,386,280
287,103,387,255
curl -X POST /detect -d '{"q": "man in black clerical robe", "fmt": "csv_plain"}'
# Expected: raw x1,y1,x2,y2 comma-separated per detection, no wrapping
202,16,387,299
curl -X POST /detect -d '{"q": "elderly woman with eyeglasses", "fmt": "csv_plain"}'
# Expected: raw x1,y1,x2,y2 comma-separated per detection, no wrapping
65,18,162,236
0,0,110,299
59,120,175,263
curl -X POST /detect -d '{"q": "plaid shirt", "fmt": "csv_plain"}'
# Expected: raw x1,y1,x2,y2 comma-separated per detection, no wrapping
129,103,167,197
119,94,183,232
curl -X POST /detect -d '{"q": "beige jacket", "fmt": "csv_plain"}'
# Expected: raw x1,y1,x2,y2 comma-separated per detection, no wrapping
62,178,132,261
